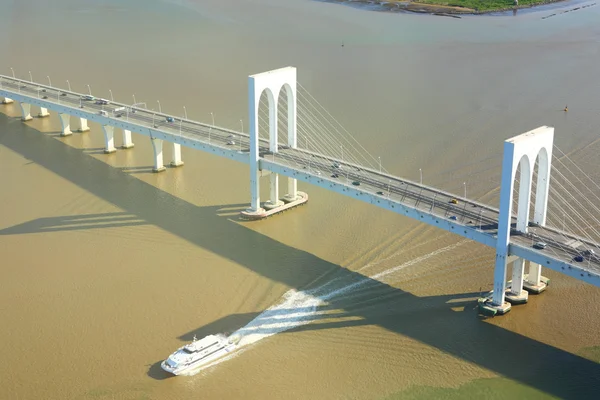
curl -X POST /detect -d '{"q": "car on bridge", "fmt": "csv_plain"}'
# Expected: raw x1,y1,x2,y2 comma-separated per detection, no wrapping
376,191,384,195
574,255,585,262
533,242,547,250
449,215,458,221
166,117,174,123
113,107,126,117
81,95,94,101
352,181,360,186
332,162,341,169
331,173,339,178
450,198,458,204
580,249,599,262
227,140,235,145
95,98,109,105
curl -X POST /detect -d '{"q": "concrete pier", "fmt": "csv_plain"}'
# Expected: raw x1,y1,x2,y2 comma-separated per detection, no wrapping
241,191,308,220
102,125,117,154
284,177,299,202
19,102,32,121
58,113,72,136
74,117,90,132
151,138,166,172
121,129,134,149
264,174,284,209
170,142,184,167
523,261,549,293
505,258,529,304
38,107,50,117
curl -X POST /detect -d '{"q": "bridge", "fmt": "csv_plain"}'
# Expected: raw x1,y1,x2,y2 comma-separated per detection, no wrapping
1,66,599,316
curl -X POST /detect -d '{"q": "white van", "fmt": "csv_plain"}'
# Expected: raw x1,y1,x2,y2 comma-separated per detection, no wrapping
99,110,108,116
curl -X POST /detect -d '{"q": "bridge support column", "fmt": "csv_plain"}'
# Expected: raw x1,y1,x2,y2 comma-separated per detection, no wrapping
58,113,72,136
74,117,90,132
38,107,50,118
101,125,117,154
2,97,14,104
265,174,284,209
121,129,134,149
170,143,184,167
523,261,548,294
285,177,298,202
19,102,32,121
151,138,166,173
505,258,528,304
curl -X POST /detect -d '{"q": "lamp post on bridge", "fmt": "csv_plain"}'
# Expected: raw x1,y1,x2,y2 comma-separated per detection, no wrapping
183,106,187,120
378,156,381,173
28,71,33,83
419,168,422,185
108,89,114,102
157,100,162,114
66,80,71,92
210,112,214,143
10,67,15,78
239,119,244,152
87,84,92,96
463,182,467,199
132,94,136,105
46,76,52,87
479,210,485,231
341,145,344,165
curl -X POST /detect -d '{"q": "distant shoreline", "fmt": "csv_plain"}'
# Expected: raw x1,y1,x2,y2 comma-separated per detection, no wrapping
324,0,573,16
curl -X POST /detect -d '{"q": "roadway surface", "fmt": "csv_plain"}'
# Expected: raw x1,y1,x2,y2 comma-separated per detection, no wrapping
2,75,599,279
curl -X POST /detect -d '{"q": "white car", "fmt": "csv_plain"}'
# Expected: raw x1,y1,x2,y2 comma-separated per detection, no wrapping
227,140,235,145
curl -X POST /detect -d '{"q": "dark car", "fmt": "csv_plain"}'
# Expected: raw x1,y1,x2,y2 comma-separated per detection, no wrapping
42,95,48,99
574,255,584,262
376,191,384,195
352,181,360,186
166,117,174,123
331,173,339,178
449,215,457,221
60,93,67,97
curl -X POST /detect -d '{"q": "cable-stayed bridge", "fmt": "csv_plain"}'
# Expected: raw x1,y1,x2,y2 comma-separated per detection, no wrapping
1,66,599,315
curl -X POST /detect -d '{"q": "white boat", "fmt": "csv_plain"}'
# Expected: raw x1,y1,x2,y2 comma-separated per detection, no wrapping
161,334,238,375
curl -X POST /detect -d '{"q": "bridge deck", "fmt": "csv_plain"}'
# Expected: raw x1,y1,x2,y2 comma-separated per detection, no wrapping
1,74,599,287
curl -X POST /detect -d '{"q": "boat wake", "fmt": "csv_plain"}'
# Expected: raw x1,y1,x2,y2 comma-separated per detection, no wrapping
186,240,467,376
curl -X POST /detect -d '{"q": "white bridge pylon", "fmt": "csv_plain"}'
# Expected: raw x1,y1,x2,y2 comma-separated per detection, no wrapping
247,66,298,213
491,126,554,312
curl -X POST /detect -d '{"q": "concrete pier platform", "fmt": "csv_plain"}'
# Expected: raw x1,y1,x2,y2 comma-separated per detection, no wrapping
240,191,308,220
523,275,550,294
505,289,529,305
478,296,511,316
